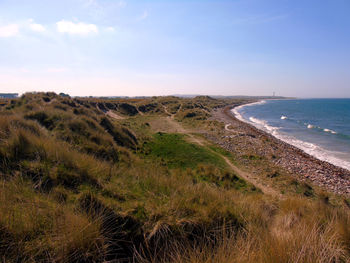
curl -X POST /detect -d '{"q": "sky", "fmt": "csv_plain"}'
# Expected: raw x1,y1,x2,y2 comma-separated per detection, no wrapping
0,0,350,97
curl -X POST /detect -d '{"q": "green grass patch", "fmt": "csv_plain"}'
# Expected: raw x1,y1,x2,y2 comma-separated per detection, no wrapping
242,154,264,161
192,166,249,191
208,145,233,157
142,133,227,169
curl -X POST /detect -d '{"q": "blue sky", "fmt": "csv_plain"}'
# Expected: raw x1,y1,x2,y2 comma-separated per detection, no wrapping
0,0,349,97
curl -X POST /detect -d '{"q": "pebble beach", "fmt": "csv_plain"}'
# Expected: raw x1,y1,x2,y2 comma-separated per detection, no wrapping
210,105,350,195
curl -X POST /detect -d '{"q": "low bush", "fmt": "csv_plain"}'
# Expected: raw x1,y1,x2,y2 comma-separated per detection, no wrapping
100,117,138,149
25,111,63,130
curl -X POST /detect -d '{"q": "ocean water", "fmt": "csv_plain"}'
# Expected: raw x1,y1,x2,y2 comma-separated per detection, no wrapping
233,99,350,171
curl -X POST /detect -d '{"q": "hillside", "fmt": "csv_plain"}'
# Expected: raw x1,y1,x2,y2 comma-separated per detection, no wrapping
0,92,349,263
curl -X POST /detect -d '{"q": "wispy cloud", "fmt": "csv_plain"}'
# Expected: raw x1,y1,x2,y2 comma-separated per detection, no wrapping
81,0,98,8
117,1,127,8
56,20,98,35
138,10,149,21
232,14,288,25
0,19,46,37
0,24,19,37
105,26,115,32
81,0,126,8
28,19,46,32
80,0,126,20
0,18,114,38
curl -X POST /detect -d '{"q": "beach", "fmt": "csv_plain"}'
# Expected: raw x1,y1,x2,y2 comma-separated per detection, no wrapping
210,104,350,195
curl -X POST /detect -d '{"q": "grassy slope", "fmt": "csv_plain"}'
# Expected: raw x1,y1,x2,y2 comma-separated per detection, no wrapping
0,92,349,263
143,133,226,169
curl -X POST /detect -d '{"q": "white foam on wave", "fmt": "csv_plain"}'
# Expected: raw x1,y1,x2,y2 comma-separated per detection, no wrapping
248,117,280,134
232,102,350,171
324,128,337,134
275,133,350,171
307,124,338,135
232,100,266,123
305,123,338,134
281,115,287,120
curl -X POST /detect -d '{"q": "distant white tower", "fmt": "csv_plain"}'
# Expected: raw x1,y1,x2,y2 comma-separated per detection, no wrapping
273,92,275,97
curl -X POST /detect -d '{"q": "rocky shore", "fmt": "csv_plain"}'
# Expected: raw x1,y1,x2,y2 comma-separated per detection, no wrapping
210,105,350,195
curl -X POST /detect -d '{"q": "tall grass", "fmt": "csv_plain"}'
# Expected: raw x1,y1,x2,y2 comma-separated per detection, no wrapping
0,115,116,190
1,93,349,262
155,197,350,263
0,178,106,262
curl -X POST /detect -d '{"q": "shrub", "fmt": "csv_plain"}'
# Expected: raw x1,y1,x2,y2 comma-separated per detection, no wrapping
118,103,138,116
100,117,138,149
25,111,60,130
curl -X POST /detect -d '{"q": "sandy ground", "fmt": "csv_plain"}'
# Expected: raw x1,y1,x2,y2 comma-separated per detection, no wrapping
107,110,125,120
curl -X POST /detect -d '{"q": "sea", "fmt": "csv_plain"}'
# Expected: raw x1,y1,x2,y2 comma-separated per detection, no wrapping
233,99,350,171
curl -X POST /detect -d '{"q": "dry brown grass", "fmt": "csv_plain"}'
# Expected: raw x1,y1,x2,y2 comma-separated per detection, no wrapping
1,93,349,262
0,178,106,262
159,197,350,263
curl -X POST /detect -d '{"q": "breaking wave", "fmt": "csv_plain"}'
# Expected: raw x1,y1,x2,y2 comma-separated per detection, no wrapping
305,123,337,134
232,102,350,171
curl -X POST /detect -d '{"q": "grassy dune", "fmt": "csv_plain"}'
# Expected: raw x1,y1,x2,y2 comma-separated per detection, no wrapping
0,92,349,262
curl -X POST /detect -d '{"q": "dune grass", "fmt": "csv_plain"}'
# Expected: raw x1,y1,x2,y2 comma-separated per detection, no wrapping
0,92,349,262
163,197,350,263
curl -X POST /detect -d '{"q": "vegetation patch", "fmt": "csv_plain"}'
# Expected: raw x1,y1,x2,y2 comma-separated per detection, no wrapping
0,92,349,262
191,164,250,191
25,111,62,130
118,103,138,116
142,132,226,169
100,117,138,149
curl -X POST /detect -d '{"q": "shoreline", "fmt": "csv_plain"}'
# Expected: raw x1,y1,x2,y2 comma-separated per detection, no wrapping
210,103,350,195
232,99,350,171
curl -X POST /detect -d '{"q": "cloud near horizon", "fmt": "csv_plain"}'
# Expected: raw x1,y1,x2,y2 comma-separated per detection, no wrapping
0,24,19,37
28,21,46,32
0,19,103,38
56,20,98,35
0,20,46,37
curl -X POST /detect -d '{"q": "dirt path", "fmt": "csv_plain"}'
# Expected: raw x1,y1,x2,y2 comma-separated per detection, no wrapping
107,110,125,120
106,104,279,196
162,106,279,196
165,110,204,146
224,123,240,135
162,105,172,117
160,104,203,145
221,156,280,196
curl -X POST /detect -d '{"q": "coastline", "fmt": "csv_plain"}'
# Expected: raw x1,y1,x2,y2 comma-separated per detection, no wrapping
210,102,350,195
232,99,350,171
